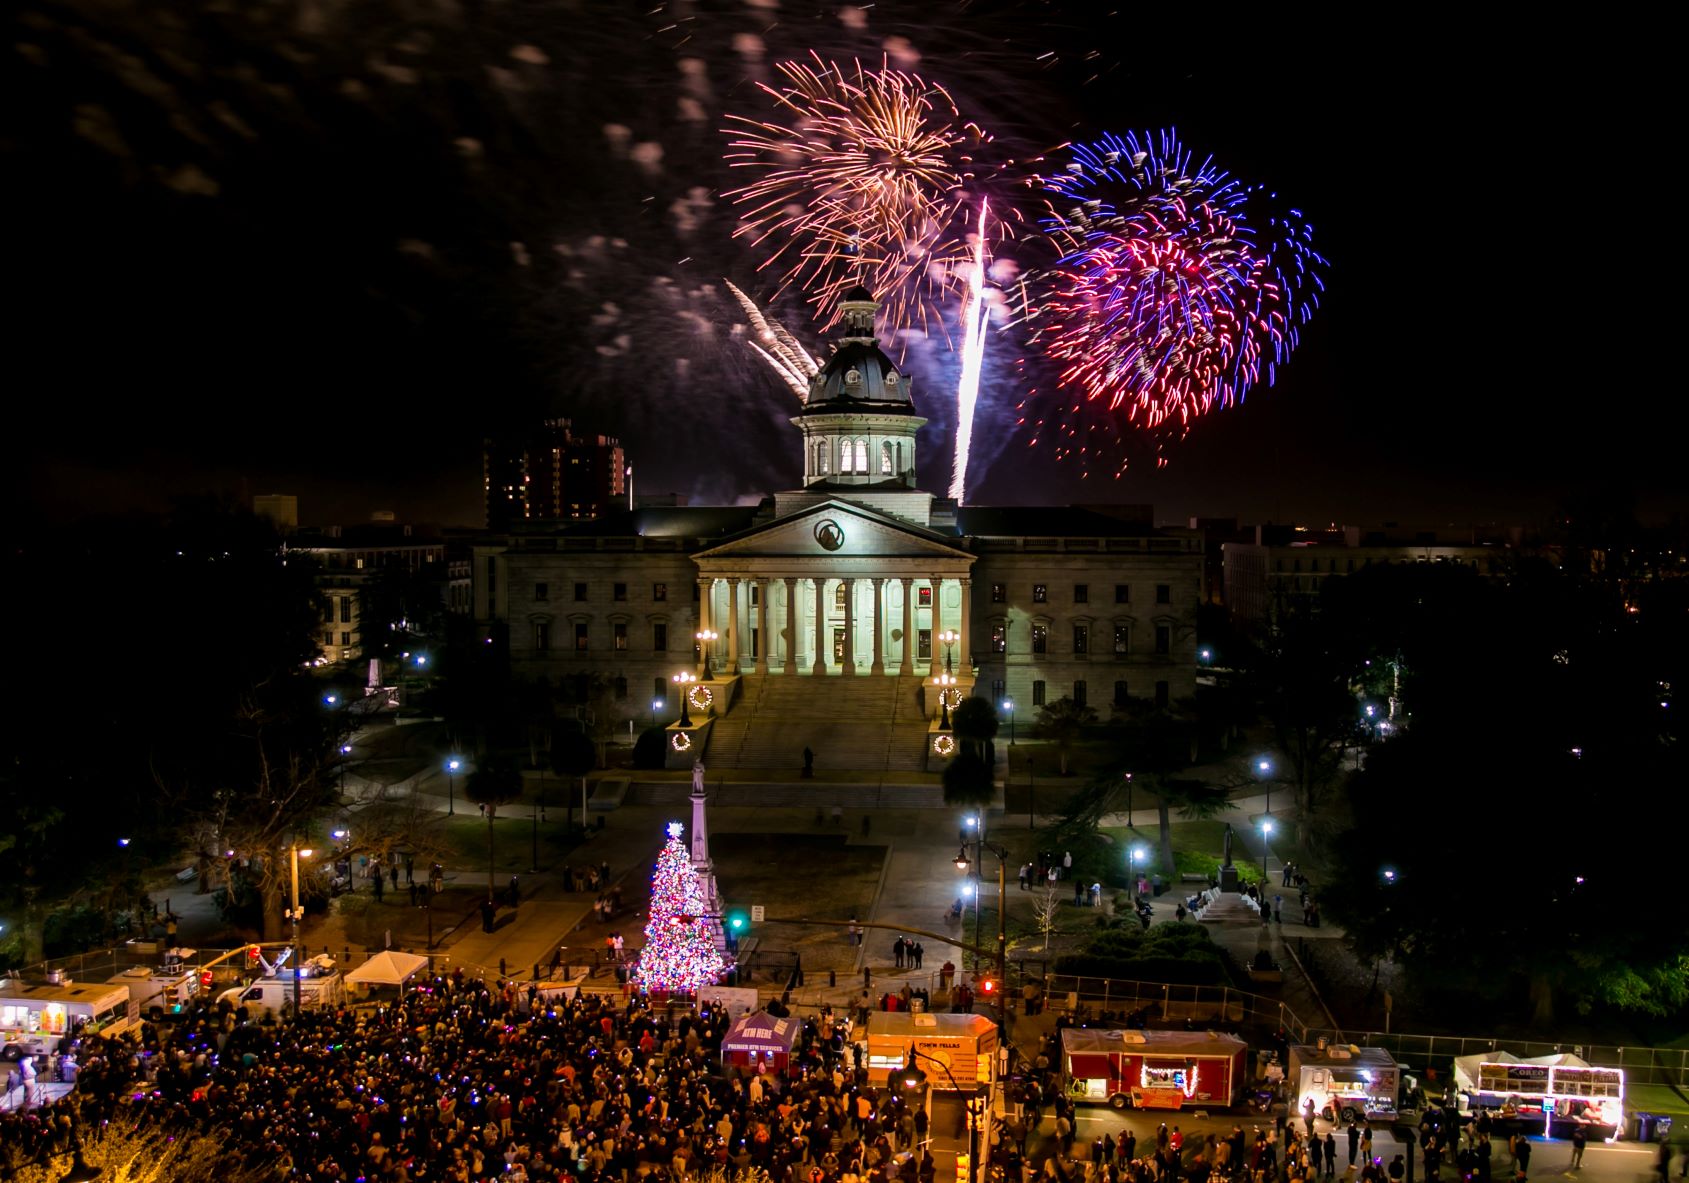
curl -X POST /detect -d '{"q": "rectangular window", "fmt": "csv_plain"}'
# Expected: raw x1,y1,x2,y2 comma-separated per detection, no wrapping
1031,624,1048,654
833,627,846,662
1073,583,1089,604
750,584,760,606
653,583,667,602
918,629,932,660
534,582,548,602
339,598,352,623
614,622,628,651
1073,681,1087,709
1114,625,1130,655
534,622,550,651
613,676,628,701
1156,583,1171,604
340,631,351,647
323,629,335,647
991,624,1006,654
919,585,933,607
991,678,1005,701
751,626,759,659
653,622,668,651
991,582,1006,603
1073,624,1089,655
1115,584,1129,604
1155,624,1171,655
1155,680,1170,708
613,582,627,602
1113,680,1129,706
1032,583,1048,603
574,582,588,602
574,622,588,651
1032,680,1047,707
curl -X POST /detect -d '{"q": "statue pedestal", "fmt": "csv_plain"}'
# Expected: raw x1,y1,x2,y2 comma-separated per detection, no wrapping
1219,865,1241,893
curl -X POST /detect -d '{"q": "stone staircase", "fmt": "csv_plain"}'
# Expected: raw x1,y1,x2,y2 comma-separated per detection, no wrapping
701,673,935,772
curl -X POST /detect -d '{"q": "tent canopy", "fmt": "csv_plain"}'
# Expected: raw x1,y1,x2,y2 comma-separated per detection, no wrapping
345,951,430,987
723,1010,799,1055
1452,1050,1591,1094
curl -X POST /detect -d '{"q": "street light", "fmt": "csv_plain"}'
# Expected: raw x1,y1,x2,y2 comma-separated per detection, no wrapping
673,671,697,726
695,629,718,680
1003,699,1015,745
1259,818,1275,883
1129,846,1148,897
952,838,1010,1031
935,672,957,729
652,698,665,729
1125,771,1134,829
286,842,315,1019
445,756,462,816
938,628,959,675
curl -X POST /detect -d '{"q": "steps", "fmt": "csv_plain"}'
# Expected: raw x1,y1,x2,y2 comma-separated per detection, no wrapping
701,674,935,772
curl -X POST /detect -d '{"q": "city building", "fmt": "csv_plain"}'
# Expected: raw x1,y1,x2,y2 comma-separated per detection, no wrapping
472,288,1202,770
289,519,453,666
1222,523,1518,634
483,419,627,528
253,493,298,535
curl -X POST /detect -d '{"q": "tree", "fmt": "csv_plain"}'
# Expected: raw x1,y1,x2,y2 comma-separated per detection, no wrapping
633,823,726,995
1034,697,1097,775
950,696,1000,760
1033,885,1062,951
941,748,995,809
1113,700,1230,874
549,721,596,829
465,756,523,901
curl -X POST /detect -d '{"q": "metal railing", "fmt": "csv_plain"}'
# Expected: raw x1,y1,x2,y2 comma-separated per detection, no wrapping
1303,1030,1689,1089
1032,973,1314,1041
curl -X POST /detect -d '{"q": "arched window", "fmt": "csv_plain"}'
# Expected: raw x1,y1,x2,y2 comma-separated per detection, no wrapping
853,439,868,473
815,440,828,475
834,583,847,609
880,440,894,474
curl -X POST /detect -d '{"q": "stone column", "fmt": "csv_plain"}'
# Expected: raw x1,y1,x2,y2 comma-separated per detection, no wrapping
870,577,886,675
727,577,742,675
958,577,972,677
930,575,945,675
841,578,856,676
784,577,799,674
755,578,771,674
811,577,827,676
900,577,915,675
696,578,712,677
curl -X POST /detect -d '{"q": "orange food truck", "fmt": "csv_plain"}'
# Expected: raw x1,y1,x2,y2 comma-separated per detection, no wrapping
865,1012,999,1090
1062,1028,1248,1111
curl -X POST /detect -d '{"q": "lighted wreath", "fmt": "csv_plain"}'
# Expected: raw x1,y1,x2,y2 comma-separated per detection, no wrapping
940,687,964,709
688,684,714,711
670,732,693,753
932,734,957,758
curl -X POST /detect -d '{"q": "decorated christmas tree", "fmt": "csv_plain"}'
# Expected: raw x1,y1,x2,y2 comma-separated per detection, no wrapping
633,821,726,995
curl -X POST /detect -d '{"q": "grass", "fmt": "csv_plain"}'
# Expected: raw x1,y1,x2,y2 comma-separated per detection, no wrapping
709,833,888,975
437,814,591,876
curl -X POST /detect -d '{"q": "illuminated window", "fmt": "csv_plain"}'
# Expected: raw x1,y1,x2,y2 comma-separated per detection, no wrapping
1114,625,1130,656
816,442,829,475
574,622,588,651
1032,584,1048,603
854,439,868,472
835,584,846,610
917,629,931,660
653,583,667,601
881,441,894,474
1073,624,1089,654
614,622,628,651
991,624,1006,654
991,583,1005,603
918,585,933,607
1032,624,1048,654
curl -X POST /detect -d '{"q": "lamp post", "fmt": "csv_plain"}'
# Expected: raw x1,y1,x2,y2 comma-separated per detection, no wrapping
674,672,696,726
1125,771,1134,829
953,836,1010,1032
286,842,314,1019
1259,817,1275,883
695,629,717,680
1129,845,1148,899
938,628,959,675
446,756,462,816
652,698,664,729
935,672,957,729
1003,698,1015,745
1256,756,1273,817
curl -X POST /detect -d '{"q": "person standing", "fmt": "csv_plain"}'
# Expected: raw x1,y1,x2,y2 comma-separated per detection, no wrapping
1324,1132,1337,1178
1062,851,1073,879
894,940,905,969
1569,1129,1586,1171
912,942,923,969
1347,1121,1361,1167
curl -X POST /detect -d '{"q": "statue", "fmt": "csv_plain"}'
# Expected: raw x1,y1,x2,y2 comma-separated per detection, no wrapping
1223,823,1234,868
692,759,706,796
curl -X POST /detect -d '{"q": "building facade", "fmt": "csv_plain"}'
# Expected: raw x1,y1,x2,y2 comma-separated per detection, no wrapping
290,523,451,666
472,290,1201,763
483,418,627,528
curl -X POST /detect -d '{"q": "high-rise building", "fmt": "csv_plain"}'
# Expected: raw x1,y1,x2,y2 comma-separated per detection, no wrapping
483,419,626,527
253,493,298,534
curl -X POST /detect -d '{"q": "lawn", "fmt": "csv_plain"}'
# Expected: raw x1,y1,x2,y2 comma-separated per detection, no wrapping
709,833,888,976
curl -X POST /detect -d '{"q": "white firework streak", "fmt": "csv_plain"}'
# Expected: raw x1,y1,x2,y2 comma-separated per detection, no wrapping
727,280,820,398
949,200,991,503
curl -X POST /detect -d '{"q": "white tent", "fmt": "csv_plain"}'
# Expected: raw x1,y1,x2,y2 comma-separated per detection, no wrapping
345,951,431,994
1453,1050,1592,1096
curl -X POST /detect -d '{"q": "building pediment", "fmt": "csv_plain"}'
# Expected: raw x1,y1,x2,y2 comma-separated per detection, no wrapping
693,500,972,565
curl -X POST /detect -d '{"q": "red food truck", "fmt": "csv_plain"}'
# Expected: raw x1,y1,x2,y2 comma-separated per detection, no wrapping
1062,1028,1248,1111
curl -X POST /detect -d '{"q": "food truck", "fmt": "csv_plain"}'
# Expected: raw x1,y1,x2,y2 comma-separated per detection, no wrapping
866,1012,999,1090
721,1010,800,1075
1288,1043,1408,1122
1452,1052,1623,1139
1061,1028,1248,1111
0,978,140,1053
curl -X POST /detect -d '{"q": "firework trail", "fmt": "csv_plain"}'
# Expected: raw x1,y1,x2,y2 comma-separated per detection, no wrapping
949,199,992,501
1025,129,1326,465
725,281,819,397
723,54,994,338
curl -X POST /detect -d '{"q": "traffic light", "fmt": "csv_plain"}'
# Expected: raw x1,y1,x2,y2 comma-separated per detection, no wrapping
979,978,997,996
246,944,261,969
726,910,748,934
199,970,214,991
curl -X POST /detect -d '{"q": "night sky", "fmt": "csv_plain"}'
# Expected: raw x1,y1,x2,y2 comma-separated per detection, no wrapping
6,3,1676,530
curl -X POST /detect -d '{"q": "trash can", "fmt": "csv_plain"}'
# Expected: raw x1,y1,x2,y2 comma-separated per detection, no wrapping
1632,1113,1670,1142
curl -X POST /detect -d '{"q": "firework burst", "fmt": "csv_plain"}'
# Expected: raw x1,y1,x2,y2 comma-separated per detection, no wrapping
723,53,994,338
1024,129,1326,466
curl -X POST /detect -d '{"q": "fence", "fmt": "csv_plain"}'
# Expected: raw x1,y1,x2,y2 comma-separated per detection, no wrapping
1029,972,1316,1042
1303,1030,1689,1089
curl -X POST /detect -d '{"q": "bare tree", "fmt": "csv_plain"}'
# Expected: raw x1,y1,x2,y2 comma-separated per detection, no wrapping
1033,885,1062,951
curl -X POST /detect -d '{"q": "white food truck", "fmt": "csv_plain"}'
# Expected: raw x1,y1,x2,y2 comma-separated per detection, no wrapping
1288,1043,1411,1123
105,948,201,1021
0,978,140,1054
1453,1052,1623,1139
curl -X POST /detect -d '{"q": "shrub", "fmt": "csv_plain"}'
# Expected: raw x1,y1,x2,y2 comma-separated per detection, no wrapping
632,726,668,770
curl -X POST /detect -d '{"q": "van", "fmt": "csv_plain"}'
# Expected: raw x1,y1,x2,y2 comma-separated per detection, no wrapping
217,971,345,1021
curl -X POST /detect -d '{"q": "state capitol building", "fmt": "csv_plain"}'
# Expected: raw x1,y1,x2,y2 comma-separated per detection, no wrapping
474,289,1201,772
